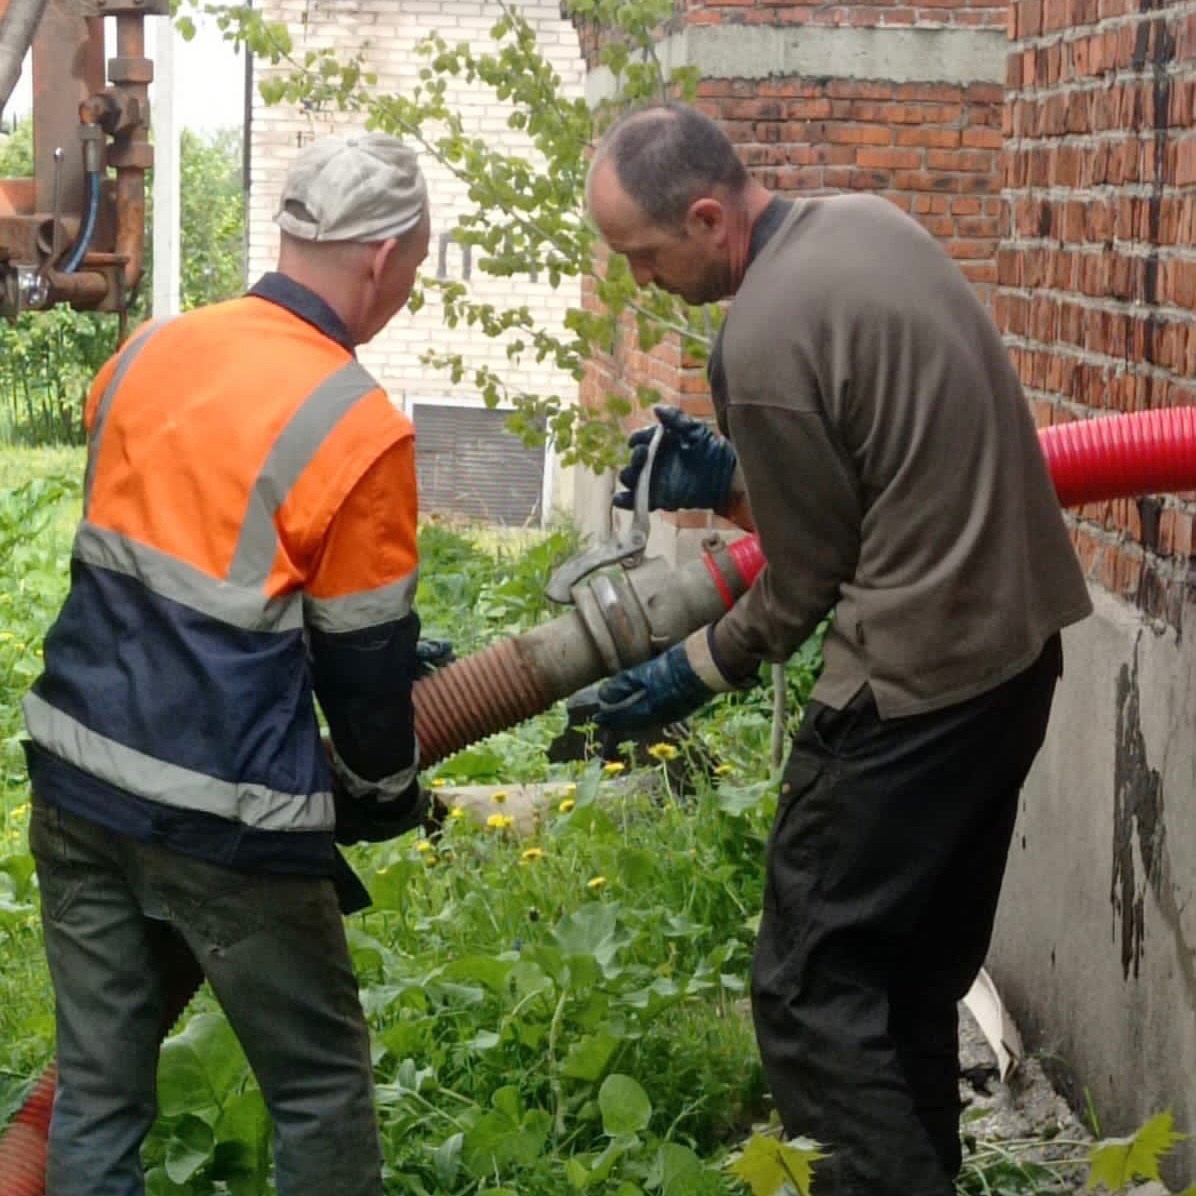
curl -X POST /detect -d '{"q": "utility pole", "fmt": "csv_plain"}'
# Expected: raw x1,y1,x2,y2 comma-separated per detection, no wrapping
151,15,179,318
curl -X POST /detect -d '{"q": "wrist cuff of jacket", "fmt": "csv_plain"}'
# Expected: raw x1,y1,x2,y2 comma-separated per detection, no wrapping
684,626,759,693
330,740,421,803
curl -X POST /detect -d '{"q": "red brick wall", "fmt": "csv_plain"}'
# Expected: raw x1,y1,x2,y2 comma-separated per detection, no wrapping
697,80,1005,294
997,0,1196,625
577,2,1009,460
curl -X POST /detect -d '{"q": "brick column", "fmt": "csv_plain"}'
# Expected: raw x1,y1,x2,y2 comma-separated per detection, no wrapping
997,0,1196,623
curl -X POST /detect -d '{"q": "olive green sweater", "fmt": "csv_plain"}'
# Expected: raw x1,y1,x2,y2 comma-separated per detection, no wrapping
710,194,1092,717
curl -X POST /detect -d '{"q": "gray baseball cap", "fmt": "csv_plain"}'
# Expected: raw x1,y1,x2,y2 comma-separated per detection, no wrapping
274,132,428,243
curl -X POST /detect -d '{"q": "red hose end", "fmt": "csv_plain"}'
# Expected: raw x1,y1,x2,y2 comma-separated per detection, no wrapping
702,534,766,611
728,535,766,588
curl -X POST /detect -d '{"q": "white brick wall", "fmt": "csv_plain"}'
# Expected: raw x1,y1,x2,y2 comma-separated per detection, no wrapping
248,0,585,517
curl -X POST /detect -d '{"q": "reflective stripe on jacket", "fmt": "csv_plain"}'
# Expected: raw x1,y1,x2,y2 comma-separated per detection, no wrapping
24,295,418,867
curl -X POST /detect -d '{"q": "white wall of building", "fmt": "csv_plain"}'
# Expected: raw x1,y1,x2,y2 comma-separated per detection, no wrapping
247,0,585,521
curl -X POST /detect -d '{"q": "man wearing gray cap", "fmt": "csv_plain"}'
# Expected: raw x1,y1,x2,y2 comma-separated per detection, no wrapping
23,132,431,1195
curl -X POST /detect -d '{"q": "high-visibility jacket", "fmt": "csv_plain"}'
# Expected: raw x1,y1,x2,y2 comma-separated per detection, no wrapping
23,285,420,872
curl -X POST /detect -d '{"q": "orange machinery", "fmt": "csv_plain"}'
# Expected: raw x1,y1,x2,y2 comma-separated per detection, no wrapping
0,0,164,325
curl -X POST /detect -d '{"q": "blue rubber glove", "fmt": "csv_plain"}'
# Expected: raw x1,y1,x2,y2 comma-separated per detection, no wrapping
613,406,739,513
595,628,753,736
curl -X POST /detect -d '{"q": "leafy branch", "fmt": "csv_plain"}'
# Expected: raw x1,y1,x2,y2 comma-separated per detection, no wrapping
186,0,721,469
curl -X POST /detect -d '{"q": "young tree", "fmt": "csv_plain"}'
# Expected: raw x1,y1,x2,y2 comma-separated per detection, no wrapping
178,126,245,310
0,124,245,443
190,0,714,470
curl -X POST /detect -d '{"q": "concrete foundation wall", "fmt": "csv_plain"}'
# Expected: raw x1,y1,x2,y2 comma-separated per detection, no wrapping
991,588,1196,1185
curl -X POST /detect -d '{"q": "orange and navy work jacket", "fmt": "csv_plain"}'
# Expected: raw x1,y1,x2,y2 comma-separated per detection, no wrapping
23,274,422,874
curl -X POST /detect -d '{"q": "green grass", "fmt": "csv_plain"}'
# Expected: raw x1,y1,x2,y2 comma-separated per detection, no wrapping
6,446,1165,1196
0,447,782,1194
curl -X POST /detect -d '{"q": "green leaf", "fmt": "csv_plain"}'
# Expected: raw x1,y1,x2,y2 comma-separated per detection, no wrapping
164,1114,215,1184
157,1013,246,1119
561,1029,621,1081
432,1132,463,1188
651,1141,708,1196
598,1073,652,1136
727,1133,826,1196
1087,1110,1187,1190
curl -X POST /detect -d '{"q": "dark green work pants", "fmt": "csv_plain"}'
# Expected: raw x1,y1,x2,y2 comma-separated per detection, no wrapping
752,635,1063,1196
29,798,382,1196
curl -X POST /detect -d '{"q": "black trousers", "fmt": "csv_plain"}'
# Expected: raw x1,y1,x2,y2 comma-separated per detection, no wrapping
751,635,1063,1196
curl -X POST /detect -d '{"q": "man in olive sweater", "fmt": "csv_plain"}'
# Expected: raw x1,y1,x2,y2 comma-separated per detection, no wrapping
587,102,1091,1196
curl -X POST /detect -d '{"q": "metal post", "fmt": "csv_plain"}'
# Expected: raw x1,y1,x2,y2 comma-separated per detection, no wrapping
151,14,178,317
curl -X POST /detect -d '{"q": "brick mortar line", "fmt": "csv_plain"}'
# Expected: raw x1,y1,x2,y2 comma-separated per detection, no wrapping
1003,63,1195,100
1001,237,1196,261
1005,129,1196,148
1002,329,1193,376
1002,182,1196,199
1009,0,1196,51
1002,290,1195,323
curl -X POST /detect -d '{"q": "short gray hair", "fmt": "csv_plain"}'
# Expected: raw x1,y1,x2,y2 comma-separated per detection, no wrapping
596,103,748,230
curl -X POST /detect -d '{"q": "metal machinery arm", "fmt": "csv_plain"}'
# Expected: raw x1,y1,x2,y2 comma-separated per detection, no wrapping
0,0,166,321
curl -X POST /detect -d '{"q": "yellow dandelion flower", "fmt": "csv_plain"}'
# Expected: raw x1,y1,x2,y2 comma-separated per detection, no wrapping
486,813,514,830
586,875,607,890
563,783,577,794
647,742,679,762
602,761,625,776
714,763,734,776
430,777,447,788
520,847,545,863
490,790,508,805
558,798,575,814
415,839,434,853
448,807,466,820
0,631,12,642
422,852,440,865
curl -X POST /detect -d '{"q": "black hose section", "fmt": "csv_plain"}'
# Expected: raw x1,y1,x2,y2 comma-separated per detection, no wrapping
62,171,101,274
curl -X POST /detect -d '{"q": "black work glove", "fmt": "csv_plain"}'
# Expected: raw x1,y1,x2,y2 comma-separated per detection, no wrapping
613,406,739,514
415,638,455,677
594,627,756,736
333,779,430,846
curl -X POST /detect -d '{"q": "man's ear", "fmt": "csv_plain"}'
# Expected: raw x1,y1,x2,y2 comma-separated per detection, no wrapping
686,197,726,236
369,238,399,283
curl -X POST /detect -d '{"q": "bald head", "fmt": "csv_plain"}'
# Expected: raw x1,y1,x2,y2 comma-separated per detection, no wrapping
587,103,764,305
589,103,749,232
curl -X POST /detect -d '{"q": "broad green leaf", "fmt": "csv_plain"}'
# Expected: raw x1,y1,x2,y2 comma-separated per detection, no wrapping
431,1132,463,1188
442,954,515,993
561,1029,620,1081
367,858,418,910
212,1088,269,1193
598,1073,652,1136
144,1165,193,1195
727,1133,826,1196
1087,1110,1187,1190
566,1156,590,1189
158,1013,245,1119
553,902,624,975
652,1141,708,1196
164,1114,215,1184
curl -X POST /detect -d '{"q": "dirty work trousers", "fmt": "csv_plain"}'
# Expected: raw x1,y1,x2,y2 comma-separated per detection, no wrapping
28,798,382,1196
751,634,1063,1196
